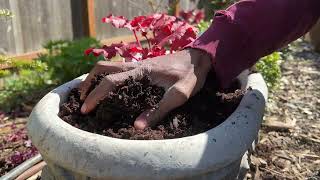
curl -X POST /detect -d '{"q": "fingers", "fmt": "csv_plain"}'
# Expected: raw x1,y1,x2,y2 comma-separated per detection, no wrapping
79,61,131,100
134,75,196,130
81,68,145,114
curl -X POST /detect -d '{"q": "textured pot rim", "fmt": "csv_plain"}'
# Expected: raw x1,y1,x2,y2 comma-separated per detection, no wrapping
27,71,268,179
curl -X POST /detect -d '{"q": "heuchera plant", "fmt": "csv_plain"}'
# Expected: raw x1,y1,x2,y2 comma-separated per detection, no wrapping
178,9,205,24
85,13,199,62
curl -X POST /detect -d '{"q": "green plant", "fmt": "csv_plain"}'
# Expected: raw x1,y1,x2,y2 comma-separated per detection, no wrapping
256,52,282,90
197,20,211,34
0,59,51,111
0,56,12,78
37,38,101,83
198,0,237,20
0,9,13,18
1,38,100,111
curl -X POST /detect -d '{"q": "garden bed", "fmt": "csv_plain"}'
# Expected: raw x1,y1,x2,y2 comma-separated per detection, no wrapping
0,88,51,176
0,118,38,176
247,40,320,179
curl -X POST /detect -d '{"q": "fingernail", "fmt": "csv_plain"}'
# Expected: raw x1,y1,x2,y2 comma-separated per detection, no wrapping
81,104,87,114
134,120,147,130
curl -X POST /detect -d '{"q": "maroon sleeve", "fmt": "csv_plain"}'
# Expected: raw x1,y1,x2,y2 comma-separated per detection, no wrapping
188,0,320,88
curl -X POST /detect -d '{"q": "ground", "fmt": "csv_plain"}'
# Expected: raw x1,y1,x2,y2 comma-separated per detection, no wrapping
0,39,319,179
247,39,320,180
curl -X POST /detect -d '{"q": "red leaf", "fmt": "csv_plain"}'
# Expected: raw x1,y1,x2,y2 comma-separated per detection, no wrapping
84,48,93,56
85,43,125,60
153,14,176,29
179,10,193,23
102,14,128,28
149,46,166,58
128,46,144,54
4,128,27,143
194,10,205,24
179,9,205,24
24,140,32,148
90,13,199,61
8,152,24,166
158,21,197,48
129,16,146,30
141,32,147,37
140,16,155,29
170,27,197,51
7,147,38,166
153,22,173,45
115,43,142,61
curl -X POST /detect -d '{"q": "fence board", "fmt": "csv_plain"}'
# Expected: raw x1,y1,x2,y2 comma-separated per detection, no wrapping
0,0,75,55
0,0,169,56
0,0,16,55
179,0,199,11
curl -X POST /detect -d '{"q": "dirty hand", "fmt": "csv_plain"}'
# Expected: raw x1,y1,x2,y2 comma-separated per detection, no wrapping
79,48,212,130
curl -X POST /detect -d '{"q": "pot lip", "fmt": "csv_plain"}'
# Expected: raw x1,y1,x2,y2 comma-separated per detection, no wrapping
27,71,268,178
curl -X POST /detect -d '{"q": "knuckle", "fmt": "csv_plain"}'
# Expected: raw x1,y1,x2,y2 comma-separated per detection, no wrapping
140,64,151,74
135,67,146,77
96,61,106,66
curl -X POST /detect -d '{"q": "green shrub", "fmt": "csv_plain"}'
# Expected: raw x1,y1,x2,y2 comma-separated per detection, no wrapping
0,38,101,111
37,38,101,84
0,59,52,111
0,56,12,78
256,52,282,90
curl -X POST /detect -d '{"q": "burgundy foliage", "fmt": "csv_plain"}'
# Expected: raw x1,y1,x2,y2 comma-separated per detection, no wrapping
179,9,205,24
85,13,199,61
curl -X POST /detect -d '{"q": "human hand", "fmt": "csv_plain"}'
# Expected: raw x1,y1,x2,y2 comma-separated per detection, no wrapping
79,48,212,130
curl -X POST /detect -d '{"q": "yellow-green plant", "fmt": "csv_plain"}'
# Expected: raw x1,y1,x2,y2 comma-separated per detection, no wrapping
256,52,282,90
0,58,52,111
0,55,12,77
197,20,211,34
0,9,13,18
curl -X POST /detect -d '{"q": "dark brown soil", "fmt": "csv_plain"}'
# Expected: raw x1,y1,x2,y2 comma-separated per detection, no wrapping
59,71,246,140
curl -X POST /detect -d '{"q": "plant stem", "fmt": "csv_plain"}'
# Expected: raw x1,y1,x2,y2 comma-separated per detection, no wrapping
144,35,151,49
133,30,142,48
152,31,156,39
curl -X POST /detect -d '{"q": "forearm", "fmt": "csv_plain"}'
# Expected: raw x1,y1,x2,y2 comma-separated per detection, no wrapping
189,0,320,88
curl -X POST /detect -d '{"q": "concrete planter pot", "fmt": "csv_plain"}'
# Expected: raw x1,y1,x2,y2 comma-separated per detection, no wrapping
27,71,268,180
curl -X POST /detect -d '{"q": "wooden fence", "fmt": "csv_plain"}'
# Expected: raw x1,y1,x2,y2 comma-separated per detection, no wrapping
0,0,183,58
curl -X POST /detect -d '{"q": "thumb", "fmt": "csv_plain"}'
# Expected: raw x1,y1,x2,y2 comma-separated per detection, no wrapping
134,79,195,130
81,68,144,114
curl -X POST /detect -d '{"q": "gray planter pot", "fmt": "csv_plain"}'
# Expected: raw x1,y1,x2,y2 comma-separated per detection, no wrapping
27,71,268,180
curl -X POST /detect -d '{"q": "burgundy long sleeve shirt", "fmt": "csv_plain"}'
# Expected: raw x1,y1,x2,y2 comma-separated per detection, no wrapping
189,0,320,88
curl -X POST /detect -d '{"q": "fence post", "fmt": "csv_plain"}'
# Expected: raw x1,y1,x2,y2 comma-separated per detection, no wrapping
169,0,180,16
83,0,96,38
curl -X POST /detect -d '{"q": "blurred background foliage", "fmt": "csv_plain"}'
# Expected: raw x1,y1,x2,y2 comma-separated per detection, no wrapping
0,38,101,111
